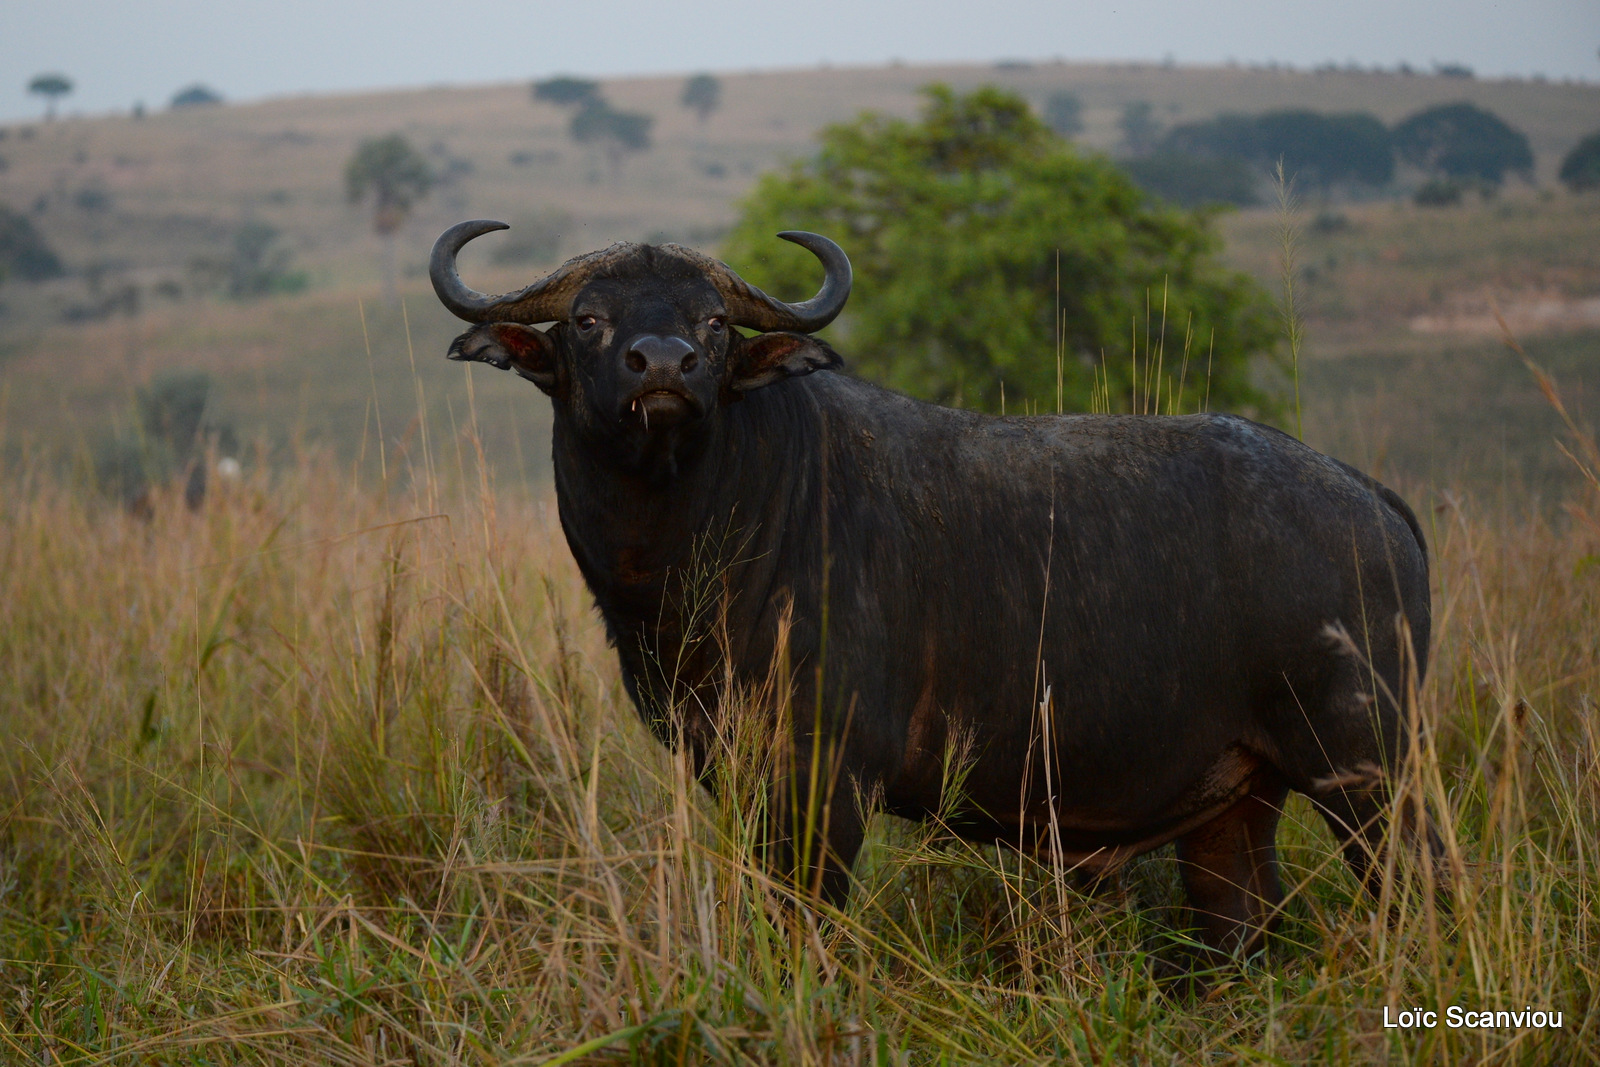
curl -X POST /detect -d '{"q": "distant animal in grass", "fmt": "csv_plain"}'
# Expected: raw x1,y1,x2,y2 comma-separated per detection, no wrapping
432,219,1436,961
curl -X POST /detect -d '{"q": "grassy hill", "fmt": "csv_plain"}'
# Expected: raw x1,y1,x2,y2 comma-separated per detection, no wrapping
1,60,1597,493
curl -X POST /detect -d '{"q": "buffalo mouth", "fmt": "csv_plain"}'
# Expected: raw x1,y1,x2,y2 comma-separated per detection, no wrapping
626,389,700,429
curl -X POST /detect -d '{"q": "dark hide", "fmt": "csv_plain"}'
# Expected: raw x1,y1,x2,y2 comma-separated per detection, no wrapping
444,245,1432,959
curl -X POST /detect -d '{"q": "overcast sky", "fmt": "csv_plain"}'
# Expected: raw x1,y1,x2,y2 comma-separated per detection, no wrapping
4,0,1597,122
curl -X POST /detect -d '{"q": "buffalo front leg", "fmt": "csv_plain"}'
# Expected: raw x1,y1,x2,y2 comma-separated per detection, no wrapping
759,744,866,911
1175,774,1290,958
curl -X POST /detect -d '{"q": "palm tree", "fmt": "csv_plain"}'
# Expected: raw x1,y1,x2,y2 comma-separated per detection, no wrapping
28,73,73,121
345,134,434,303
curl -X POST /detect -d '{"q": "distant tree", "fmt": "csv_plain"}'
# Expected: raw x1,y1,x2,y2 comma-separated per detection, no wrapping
1253,110,1393,188
1433,62,1474,79
1162,113,1263,159
1121,153,1259,207
27,73,73,121
1042,90,1083,137
1413,179,1463,207
725,85,1278,415
1161,110,1392,189
226,221,308,298
1392,102,1533,186
170,84,224,109
532,76,600,108
1558,130,1600,192
569,101,654,178
1118,101,1159,156
345,134,434,302
0,203,65,282
681,73,722,124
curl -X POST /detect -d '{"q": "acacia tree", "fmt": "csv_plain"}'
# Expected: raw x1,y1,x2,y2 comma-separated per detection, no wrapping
681,73,722,124
27,73,72,121
345,134,434,302
724,85,1278,415
1392,102,1533,186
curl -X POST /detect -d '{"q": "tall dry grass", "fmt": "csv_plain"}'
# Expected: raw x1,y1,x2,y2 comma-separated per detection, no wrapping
1,374,1597,1064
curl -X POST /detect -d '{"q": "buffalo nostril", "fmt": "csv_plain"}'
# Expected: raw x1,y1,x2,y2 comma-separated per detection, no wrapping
680,352,698,373
625,350,647,373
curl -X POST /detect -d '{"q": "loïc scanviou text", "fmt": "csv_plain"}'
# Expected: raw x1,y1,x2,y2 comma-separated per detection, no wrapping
1383,1006,1563,1029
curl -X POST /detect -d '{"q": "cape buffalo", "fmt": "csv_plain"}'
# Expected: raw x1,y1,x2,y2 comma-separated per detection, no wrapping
431,220,1432,958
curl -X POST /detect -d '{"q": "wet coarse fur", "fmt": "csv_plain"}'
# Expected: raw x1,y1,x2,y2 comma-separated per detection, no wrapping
437,228,1434,962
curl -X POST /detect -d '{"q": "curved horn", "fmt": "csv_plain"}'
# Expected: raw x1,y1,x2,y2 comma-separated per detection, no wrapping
430,219,512,323
431,219,629,325
714,231,852,333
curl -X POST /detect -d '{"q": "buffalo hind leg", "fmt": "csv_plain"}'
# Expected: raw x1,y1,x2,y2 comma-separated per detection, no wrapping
1312,774,1444,901
1175,774,1290,959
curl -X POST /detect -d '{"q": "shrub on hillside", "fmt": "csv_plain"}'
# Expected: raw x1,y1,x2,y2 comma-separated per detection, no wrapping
1413,179,1464,207
725,85,1278,415
1559,131,1600,193
0,203,64,282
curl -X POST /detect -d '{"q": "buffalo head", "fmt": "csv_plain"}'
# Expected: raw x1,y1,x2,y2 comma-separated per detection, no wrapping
431,221,850,473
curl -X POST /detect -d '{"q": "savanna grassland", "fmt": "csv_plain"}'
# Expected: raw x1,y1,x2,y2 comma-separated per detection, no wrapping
2,60,1600,1064
1,364,1598,1064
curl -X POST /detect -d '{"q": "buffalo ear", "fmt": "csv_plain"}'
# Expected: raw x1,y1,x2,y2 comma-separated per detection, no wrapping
448,323,559,394
727,331,842,396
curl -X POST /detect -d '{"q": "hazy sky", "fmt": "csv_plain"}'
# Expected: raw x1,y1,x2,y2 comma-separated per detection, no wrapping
4,0,1597,122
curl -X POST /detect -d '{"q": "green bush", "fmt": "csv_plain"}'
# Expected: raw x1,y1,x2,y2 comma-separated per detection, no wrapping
1413,179,1464,207
0,202,64,282
723,85,1278,415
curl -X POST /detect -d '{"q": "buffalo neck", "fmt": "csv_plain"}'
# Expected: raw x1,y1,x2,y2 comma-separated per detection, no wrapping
550,381,826,639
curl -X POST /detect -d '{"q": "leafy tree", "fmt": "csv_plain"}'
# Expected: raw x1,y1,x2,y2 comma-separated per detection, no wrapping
27,73,72,121
1161,110,1392,189
1118,101,1160,157
681,73,722,124
532,77,600,108
345,134,434,301
0,204,65,282
1162,113,1261,159
170,84,224,109
570,101,653,177
1255,111,1392,187
724,85,1278,415
1392,102,1532,186
1041,90,1083,137
1558,130,1600,193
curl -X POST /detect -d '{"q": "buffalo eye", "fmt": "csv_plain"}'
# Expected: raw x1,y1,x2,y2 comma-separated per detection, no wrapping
707,316,726,334
576,314,599,333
